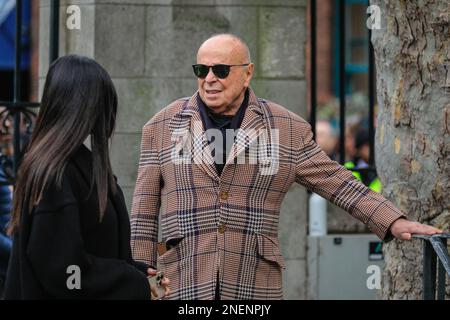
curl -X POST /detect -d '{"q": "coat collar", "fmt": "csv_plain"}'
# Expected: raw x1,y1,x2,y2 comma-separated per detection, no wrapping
71,144,126,220
168,87,267,181
71,144,94,186
170,87,264,121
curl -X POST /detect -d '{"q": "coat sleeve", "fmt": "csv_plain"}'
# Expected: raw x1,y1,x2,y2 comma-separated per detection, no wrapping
131,260,151,274
294,121,406,241
130,122,162,268
26,202,151,299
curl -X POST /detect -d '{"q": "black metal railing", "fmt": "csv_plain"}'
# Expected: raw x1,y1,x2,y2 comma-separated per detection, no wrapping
310,0,376,170
0,0,59,184
0,0,38,184
413,234,450,300
338,0,347,165
49,0,59,64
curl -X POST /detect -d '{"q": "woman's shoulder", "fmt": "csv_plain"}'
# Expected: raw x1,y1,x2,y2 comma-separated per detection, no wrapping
33,147,90,214
33,172,78,215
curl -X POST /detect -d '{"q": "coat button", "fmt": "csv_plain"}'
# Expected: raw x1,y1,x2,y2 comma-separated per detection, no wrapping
220,191,229,200
218,223,227,234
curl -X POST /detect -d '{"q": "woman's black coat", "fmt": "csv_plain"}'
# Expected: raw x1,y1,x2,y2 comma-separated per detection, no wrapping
4,145,151,299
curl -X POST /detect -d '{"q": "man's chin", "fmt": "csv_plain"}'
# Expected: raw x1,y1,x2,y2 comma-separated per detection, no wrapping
202,99,224,111
207,104,225,113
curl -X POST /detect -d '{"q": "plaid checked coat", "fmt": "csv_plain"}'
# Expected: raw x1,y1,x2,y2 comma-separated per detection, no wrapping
131,88,405,300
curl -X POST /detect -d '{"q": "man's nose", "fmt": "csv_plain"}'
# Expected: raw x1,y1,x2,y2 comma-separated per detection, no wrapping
205,68,217,82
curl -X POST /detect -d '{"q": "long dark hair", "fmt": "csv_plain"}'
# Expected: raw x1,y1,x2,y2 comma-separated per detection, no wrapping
8,55,117,234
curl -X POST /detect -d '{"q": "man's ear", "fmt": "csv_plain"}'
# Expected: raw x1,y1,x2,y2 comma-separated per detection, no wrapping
245,63,255,87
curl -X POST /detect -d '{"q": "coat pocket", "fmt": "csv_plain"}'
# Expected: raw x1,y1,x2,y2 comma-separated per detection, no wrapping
256,234,286,269
157,237,184,264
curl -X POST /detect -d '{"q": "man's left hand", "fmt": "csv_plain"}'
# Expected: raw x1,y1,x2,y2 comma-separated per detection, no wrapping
390,218,443,240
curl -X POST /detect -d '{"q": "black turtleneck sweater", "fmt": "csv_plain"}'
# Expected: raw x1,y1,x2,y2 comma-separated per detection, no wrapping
197,89,249,176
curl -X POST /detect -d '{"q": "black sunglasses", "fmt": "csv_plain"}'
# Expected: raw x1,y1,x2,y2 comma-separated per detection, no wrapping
192,64,250,79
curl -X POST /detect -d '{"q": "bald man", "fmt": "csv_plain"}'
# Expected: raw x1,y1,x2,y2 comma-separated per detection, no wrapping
316,120,337,159
130,34,442,300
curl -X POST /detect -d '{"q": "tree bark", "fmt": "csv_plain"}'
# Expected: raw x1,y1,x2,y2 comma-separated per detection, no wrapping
371,0,450,299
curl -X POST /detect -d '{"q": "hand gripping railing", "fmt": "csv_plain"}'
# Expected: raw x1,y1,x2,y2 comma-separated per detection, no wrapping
413,233,450,300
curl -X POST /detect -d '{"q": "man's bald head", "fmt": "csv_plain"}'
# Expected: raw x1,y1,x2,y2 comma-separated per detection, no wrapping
316,120,337,157
195,33,254,115
197,34,251,64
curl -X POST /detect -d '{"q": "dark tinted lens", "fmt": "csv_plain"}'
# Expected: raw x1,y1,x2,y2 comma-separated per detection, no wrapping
212,65,230,78
192,64,209,78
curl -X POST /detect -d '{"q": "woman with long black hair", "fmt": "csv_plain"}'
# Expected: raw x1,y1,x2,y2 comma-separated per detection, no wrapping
4,55,168,299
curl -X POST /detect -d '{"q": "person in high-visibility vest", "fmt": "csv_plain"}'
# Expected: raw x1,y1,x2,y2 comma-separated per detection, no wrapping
345,128,382,193
344,161,382,193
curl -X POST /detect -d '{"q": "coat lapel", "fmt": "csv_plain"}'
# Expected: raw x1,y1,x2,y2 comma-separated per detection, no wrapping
224,89,266,167
169,92,220,182
168,88,267,181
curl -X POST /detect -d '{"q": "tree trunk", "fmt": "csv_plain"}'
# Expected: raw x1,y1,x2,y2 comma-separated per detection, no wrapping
371,0,450,299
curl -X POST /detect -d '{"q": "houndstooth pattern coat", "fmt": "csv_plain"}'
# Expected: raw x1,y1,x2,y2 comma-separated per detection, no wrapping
130,88,405,300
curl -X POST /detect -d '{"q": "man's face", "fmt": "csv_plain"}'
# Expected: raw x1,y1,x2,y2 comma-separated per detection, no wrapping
196,38,254,115
358,144,370,164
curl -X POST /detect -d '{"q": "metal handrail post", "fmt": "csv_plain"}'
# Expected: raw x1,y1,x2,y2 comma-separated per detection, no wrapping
413,233,450,300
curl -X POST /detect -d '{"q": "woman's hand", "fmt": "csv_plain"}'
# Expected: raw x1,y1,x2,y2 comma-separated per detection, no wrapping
147,268,170,299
